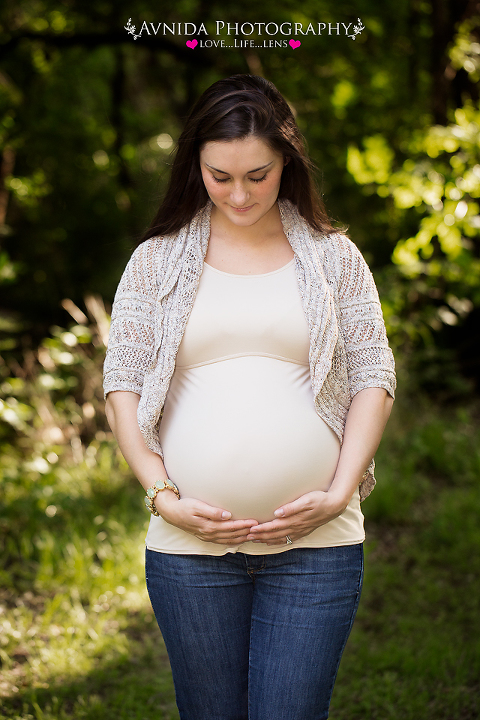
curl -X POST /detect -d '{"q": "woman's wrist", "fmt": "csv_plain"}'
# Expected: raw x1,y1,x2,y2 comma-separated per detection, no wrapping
144,477,180,516
153,484,180,519
324,483,356,514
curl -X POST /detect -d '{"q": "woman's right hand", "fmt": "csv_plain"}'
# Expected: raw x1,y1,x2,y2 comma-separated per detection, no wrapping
105,392,256,544
154,491,258,545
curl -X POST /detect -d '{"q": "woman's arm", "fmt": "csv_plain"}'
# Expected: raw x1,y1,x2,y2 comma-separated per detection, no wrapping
246,387,393,545
106,390,258,544
325,387,394,508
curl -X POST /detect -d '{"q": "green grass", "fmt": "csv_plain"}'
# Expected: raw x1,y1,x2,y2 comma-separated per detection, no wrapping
331,399,480,719
0,466,180,720
1,397,480,719
331,488,480,719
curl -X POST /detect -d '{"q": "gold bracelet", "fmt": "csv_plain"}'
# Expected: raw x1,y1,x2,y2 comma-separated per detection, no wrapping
144,477,180,516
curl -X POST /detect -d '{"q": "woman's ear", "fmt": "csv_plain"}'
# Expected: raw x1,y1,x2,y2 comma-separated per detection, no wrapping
284,156,291,166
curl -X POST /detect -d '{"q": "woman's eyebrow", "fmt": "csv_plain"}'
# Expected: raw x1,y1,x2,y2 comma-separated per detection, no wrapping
205,161,274,174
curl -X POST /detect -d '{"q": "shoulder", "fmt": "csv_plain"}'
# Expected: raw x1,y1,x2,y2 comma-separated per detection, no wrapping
114,236,167,299
128,236,165,266
316,232,380,302
124,236,167,276
315,231,370,283
317,231,366,265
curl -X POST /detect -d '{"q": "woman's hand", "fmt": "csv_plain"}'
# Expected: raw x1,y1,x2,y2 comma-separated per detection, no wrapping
106,391,257,545
245,489,347,546
247,387,394,546
155,491,259,546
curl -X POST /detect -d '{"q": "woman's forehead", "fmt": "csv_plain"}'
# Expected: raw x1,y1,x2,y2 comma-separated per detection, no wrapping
200,137,280,169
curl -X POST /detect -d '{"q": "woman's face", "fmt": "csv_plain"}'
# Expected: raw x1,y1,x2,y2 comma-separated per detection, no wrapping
199,136,285,228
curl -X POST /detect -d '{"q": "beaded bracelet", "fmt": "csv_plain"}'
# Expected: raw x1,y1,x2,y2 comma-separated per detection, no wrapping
144,477,180,516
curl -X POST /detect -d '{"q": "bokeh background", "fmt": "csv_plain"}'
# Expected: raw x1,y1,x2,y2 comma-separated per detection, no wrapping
1,1,479,718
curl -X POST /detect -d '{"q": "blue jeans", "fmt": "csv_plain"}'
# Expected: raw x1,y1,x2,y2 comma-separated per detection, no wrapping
145,544,363,720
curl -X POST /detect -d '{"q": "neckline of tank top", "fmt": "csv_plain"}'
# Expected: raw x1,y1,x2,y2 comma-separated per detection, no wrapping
202,258,295,278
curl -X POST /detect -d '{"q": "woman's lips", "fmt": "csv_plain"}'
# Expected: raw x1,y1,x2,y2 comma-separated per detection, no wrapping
230,204,254,212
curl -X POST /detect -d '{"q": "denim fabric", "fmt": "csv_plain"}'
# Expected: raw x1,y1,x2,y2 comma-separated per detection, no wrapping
145,544,363,720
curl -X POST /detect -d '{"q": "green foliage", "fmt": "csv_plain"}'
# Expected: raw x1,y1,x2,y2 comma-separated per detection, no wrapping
0,297,131,594
450,16,480,84
346,20,480,354
349,103,480,347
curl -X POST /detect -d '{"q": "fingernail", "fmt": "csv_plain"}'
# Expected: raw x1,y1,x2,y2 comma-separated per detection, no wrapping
274,509,284,517
222,511,231,519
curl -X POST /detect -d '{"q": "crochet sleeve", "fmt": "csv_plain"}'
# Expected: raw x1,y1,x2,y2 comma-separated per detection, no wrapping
103,239,159,398
334,235,396,399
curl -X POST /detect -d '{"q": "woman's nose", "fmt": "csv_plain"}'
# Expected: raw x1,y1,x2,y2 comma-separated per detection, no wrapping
230,182,249,206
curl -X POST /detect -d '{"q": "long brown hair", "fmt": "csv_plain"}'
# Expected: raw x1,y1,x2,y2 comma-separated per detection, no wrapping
140,74,335,243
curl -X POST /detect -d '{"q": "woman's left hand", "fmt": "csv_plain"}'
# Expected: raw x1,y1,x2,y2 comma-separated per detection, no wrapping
246,388,394,547
245,489,349,546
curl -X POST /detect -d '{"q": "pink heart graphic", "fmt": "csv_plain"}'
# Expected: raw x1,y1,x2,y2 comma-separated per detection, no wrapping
289,39,301,49
186,39,198,49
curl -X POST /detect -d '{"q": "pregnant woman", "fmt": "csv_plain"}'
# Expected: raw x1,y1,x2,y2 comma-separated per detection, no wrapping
104,74,396,720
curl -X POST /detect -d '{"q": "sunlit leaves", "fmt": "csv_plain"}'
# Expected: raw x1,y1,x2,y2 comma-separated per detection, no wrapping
449,16,480,83
347,135,394,186
6,168,51,206
349,99,480,345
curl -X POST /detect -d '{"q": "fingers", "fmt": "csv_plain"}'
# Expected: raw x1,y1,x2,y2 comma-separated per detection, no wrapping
246,519,289,542
190,500,258,528
168,498,259,544
194,526,256,545
199,518,259,541
246,513,310,543
248,519,279,535
190,499,232,521
247,526,299,546
273,493,317,519
191,528,254,544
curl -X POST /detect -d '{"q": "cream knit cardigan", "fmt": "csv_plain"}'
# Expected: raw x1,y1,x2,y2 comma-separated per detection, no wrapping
104,199,396,501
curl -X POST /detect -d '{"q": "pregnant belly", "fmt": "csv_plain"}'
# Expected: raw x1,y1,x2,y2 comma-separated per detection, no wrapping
159,356,341,523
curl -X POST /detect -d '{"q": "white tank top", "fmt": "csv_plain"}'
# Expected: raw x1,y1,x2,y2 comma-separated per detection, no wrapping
146,260,364,555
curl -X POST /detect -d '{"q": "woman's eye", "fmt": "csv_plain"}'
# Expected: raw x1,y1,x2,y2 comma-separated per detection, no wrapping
211,174,268,184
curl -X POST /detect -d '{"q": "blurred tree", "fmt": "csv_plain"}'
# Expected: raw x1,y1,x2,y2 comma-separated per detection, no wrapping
346,13,480,391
